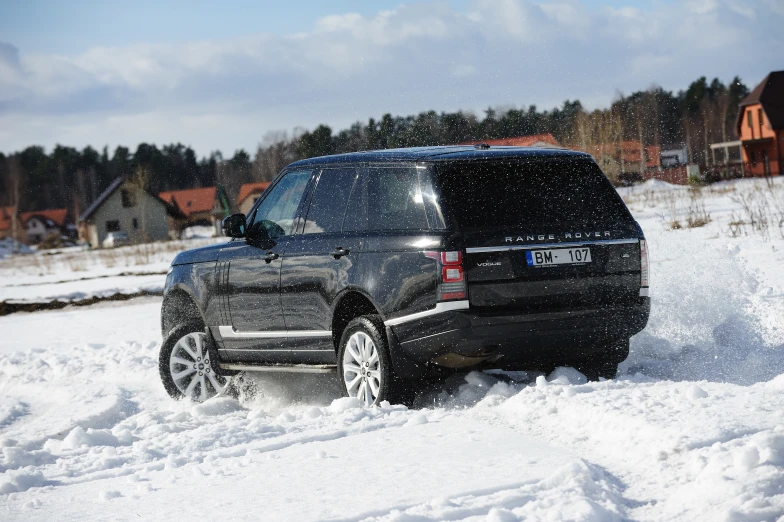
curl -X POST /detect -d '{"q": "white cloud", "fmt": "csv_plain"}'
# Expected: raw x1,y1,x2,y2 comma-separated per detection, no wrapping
451,64,478,77
0,0,781,156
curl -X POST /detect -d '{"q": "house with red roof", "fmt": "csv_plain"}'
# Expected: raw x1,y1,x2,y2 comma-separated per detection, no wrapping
580,140,662,180
158,186,230,237
19,208,68,244
237,182,270,216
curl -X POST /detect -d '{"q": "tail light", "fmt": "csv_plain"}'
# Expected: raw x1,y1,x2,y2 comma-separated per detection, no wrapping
425,251,466,301
640,239,649,288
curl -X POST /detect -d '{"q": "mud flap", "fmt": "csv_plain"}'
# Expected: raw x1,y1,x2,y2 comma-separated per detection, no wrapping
385,325,427,380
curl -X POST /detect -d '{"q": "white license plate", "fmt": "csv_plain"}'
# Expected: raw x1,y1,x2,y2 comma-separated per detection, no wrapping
526,247,592,266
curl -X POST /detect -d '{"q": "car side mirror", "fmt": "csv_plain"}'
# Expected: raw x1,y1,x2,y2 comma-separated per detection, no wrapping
222,214,246,238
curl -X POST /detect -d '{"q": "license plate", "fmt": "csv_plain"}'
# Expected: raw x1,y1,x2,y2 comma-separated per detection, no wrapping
526,247,592,266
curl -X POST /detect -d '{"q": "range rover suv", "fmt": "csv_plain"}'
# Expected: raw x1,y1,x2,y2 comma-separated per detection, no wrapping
159,146,649,405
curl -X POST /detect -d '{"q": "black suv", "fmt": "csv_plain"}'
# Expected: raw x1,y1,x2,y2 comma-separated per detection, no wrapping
159,146,649,405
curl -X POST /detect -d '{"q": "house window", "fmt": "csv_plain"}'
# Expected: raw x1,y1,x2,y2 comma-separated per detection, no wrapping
106,220,120,232
132,218,139,229
758,108,764,135
747,110,753,129
121,189,137,208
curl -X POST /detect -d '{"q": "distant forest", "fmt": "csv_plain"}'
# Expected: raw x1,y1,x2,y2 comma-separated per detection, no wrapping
0,75,750,219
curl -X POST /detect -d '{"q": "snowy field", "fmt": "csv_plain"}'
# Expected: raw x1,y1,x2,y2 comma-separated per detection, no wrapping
0,238,220,304
1,178,784,521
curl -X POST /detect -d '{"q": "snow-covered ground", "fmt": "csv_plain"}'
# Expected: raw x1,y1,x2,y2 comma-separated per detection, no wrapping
1,178,784,521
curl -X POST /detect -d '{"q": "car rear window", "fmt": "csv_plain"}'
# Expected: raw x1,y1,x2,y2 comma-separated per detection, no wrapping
366,167,429,231
436,160,633,229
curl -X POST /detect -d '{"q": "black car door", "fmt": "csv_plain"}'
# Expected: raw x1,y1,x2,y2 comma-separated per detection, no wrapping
217,169,312,362
279,167,361,357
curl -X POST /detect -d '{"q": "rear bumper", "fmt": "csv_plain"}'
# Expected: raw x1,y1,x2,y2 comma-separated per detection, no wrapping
387,298,650,371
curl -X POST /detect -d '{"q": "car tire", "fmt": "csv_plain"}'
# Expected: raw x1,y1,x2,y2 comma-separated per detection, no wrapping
578,338,630,381
337,315,413,406
159,323,232,401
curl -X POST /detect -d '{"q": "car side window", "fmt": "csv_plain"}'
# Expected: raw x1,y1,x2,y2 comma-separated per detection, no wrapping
248,170,311,239
366,166,428,231
342,170,368,232
302,168,357,234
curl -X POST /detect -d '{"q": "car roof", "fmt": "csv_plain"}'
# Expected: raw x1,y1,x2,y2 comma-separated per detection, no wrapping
285,146,592,169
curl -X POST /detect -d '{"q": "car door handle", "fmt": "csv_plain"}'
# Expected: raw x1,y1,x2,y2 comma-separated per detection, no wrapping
264,252,279,263
332,247,350,259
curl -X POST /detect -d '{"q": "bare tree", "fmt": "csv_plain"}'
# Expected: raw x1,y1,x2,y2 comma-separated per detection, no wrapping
252,131,297,182
8,156,22,253
701,99,711,165
636,107,645,175
683,116,693,164
648,89,662,171
716,88,731,144
615,108,625,175
132,165,153,243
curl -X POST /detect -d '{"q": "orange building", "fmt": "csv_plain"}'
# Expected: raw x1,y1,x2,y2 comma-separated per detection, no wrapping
736,70,784,177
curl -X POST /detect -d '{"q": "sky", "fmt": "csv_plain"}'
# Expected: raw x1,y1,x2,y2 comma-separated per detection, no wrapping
0,0,782,157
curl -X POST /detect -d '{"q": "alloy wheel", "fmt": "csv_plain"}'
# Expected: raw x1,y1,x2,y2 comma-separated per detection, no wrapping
168,331,230,402
341,331,382,406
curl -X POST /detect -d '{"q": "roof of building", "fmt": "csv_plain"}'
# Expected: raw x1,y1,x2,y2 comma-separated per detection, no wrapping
80,177,124,222
0,206,16,232
158,187,218,217
286,145,589,170
461,134,561,148
20,209,68,227
237,182,271,204
80,177,168,222
738,70,784,131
